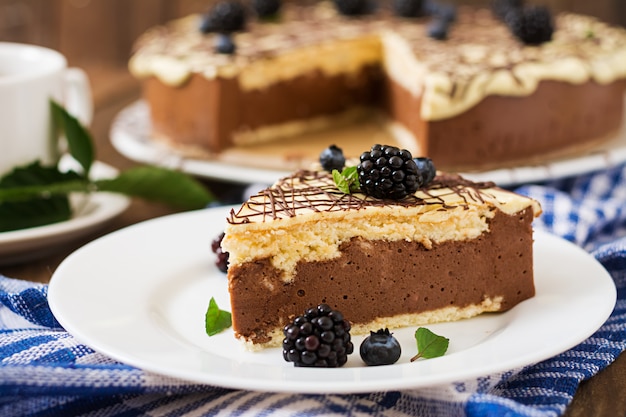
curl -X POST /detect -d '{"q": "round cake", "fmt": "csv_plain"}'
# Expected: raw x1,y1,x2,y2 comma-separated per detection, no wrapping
129,0,626,170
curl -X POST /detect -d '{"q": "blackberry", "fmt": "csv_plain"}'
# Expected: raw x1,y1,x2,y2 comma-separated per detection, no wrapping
319,144,346,172
392,0,426,18
360,328,402,366
215,33,236,54
211,232,229,273
491,0,524,21
199,0,246,34
333,0,371,16
252,0,281,18
413,157,436,186
505,5,554,45
282,304,353,367
357,144,420,200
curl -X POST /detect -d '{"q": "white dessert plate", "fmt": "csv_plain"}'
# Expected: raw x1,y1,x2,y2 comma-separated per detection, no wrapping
0,161,130,265
48,206,616,394
110,100,626,187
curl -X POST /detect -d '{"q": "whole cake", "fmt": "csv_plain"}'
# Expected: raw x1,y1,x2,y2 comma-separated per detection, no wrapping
221,145,542,349
129,0,626,170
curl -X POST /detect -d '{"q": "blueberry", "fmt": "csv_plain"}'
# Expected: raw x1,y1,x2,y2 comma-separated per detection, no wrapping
359,328,401,366
215,33,236,54
413,157,436,186
319,144,346,172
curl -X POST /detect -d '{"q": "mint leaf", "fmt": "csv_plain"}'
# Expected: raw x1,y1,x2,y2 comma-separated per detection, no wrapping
410,327,449,362
51,100,94,176
0,102,217,232
94,166,215,210
205,297,232,336
0,162,86,231
332,166,359,194
0,195,71,232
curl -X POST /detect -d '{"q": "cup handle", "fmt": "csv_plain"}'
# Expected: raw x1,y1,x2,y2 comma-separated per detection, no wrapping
63,67,93,126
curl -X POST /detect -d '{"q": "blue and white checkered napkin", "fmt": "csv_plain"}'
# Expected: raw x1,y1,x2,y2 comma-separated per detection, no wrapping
2,164,626,417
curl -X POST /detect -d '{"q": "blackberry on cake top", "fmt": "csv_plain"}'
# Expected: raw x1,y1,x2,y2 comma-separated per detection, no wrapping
333,0,373,16
357,144,435,200
505,5,554,44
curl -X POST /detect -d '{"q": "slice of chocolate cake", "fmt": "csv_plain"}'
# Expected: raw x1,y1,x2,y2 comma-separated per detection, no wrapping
221,147,542,350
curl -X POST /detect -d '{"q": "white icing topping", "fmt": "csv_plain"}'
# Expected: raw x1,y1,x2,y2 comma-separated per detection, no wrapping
129,3,626,120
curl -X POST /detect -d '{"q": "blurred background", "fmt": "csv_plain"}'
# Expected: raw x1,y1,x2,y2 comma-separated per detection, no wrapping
0,0,624,128
0,0,623,180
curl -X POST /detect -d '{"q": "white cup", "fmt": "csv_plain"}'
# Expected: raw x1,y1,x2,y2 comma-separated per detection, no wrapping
0,42,92,177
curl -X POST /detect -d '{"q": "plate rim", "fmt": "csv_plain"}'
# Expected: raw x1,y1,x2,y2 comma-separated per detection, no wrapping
48,207,617,394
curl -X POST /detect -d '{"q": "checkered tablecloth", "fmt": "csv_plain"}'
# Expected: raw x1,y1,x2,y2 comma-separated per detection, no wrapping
2,163,626,416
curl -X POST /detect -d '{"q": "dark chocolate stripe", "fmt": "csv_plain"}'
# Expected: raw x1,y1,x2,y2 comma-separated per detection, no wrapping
227,170,498,224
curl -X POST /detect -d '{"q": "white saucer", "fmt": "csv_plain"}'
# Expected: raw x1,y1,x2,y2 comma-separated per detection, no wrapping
48,207,616,393
0,161,130,265
110,100,626,187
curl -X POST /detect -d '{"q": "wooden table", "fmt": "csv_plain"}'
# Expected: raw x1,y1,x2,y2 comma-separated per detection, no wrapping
1,71,624,417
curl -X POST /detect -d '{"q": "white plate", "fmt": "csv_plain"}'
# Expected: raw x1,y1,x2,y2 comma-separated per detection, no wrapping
111,100,626,187
48,207,616,394
0,161,130,265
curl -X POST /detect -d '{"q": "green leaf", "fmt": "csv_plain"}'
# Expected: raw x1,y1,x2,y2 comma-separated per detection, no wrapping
94,166,215,210
0,102,219,233
50,100,94,176
332,166,359,194
0,195,71,232
205,297,232,336
0,162,86,231
410,327,449,362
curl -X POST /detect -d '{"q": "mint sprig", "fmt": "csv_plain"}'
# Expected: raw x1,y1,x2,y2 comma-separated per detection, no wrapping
205,297,232,336
332,166,359,194
410,327,449,362
51,100,94,175
0,100,216,232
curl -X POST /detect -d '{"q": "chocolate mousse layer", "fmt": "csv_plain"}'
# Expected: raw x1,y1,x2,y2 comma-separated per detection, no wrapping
384,77,626,170
228,207,535,346
145,64,625,170
144,65,383,154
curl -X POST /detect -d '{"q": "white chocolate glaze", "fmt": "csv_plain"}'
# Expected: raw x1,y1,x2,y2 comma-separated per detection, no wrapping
129,2,626,121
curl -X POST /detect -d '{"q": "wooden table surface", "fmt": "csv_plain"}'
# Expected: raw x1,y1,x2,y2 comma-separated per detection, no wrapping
0,73,624,416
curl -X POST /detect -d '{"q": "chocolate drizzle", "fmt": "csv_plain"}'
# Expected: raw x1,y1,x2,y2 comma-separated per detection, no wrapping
227,169,499,224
